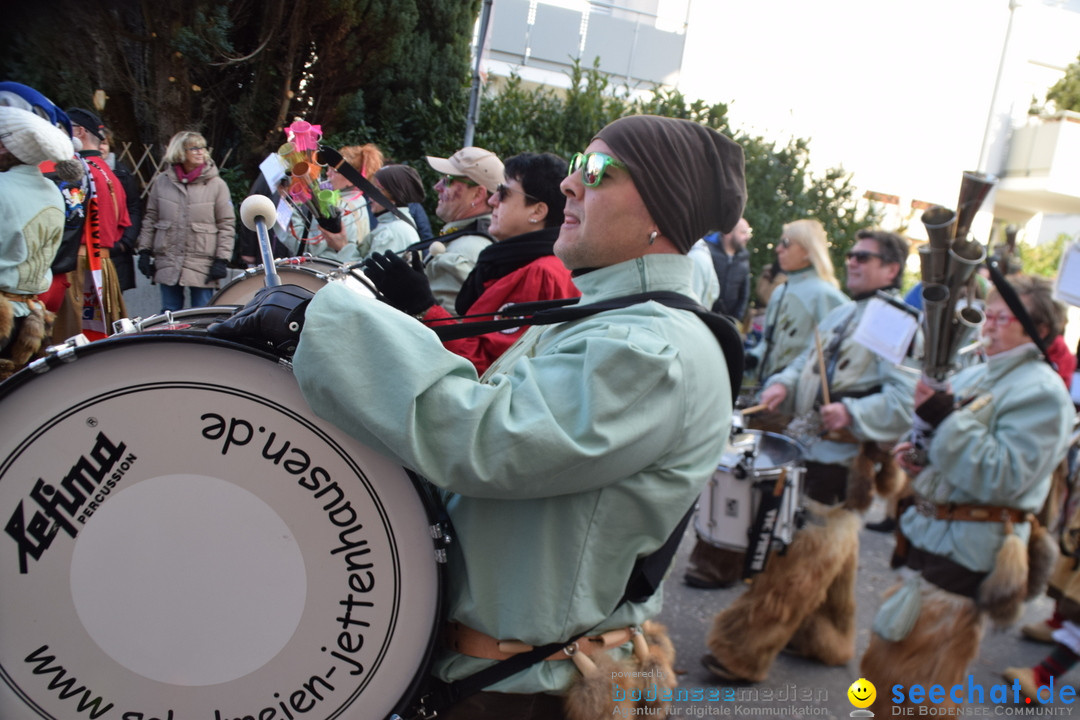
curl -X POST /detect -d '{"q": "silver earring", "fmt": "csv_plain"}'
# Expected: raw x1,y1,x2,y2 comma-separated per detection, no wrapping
648,231,658,245
528,218,539,224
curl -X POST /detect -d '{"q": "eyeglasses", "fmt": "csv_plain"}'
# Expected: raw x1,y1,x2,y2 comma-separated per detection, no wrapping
569,152,628,187
440,174,477,188
185,146,207,153
845,250,885,264
495,183,538,203
983,311,1018,326
778,237,792,248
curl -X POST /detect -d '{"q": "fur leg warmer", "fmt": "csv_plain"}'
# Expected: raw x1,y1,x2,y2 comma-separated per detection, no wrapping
706,508,861,682
861,584,983,715
563,620,677,720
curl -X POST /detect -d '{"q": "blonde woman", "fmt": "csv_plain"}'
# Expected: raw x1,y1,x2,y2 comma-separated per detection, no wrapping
136,131,235,311
748,218,848,383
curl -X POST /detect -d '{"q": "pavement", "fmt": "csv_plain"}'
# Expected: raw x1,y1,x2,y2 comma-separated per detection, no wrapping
654,498,1069,718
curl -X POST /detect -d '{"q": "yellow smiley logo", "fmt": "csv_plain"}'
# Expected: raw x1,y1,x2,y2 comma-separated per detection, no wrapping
848,677,876,708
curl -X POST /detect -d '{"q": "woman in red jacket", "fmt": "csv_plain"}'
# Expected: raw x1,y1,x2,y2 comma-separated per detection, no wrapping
365,153,580,375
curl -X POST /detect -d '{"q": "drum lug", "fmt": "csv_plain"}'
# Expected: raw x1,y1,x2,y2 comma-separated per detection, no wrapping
430,522,452,564
113,317,137,335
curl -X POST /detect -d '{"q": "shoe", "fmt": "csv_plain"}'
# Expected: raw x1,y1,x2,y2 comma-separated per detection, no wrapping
865,517,897,533
1002,667,1042,702
1021,620,1058,644
701,653,754,684
683,570,737,590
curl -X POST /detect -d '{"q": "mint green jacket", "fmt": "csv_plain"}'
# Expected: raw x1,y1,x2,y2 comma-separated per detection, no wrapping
747,267,848,382
901,344,1074,572
293,254,732,693
765,292,919,466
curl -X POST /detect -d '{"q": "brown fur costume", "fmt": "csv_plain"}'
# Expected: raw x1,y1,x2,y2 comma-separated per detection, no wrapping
846,442,903,512
563,620,678,719
706,507,861,682
0,296,55,380
860,583,983,716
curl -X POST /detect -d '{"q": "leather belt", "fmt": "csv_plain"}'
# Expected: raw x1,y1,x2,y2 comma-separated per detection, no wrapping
916,500,1031,524
442,621,635,662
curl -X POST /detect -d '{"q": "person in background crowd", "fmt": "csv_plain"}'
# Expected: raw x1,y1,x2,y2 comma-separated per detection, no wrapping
286,144,382,263
684,218,847,590
704,216,752,322
364,152,579,375
688,237,720,310
208,114,747,719
361,164,424,259
864,274,1073,714
422,146,502,309
704,230,917,685
100,127,143,293
51,107,130,341
136,130,234,312
0,105,71,377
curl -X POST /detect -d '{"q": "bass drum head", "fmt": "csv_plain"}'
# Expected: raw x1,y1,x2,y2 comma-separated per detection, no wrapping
0,335,440,719
212,258,374,306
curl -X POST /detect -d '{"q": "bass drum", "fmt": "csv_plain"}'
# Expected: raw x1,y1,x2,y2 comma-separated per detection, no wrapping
212,256,374,306
0,309,444,720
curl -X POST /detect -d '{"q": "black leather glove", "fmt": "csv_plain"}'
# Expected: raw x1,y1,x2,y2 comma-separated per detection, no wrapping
362,251,436,316
206,257,229,282
206,284,315,356
316,210,342,234
138,250,154,278
915,390,955,428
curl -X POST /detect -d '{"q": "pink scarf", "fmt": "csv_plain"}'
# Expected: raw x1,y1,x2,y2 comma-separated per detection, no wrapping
174,163,205,184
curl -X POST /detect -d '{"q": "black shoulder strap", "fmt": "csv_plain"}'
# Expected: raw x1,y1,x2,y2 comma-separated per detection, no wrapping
986,257,1054,368
405,226,496,257
429,290,744,401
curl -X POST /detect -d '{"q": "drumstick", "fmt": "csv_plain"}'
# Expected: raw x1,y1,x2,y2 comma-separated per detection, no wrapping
772,467,787,498
239,195,282,287
740,403,769,416
814,329,831,405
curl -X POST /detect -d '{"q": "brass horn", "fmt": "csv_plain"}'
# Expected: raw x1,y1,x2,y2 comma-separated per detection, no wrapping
920,283,952,381
953,171,997,242
921,206,956,285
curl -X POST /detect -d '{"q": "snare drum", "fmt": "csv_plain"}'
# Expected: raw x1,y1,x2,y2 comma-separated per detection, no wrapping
0,310,443,719
212,256,374,305
695,430,804,551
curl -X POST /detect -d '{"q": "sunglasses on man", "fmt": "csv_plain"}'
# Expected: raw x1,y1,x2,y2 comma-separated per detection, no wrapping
569,152,627,187
846,250,885,264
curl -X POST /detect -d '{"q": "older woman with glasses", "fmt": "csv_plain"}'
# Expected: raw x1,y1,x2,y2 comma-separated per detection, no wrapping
745,219,847,385
136,131,235,311
362,152,579,374
860,274,1074,713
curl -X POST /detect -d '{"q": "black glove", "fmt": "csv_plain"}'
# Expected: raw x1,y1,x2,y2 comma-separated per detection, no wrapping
138,250,154,278
362,251,436,316
206,284,315,356
915,390,955,428
316,210,342,235
206,257,229,282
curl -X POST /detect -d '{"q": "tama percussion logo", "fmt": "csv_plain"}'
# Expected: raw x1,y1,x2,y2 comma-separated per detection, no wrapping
5,432,136,574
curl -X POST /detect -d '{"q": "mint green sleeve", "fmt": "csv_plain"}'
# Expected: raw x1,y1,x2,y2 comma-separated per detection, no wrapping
927,364,1071,506
293,284,688,500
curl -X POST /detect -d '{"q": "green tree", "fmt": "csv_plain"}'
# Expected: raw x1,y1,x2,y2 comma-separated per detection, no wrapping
1017,234,1069,278
0,0,479,187
477,63,875,297
1047,53,1080,113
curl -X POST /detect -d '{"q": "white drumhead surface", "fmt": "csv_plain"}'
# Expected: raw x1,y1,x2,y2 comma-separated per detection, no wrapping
0,338,439,720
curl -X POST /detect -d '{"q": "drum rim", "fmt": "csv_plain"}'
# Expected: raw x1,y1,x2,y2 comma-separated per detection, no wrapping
0,333,446,718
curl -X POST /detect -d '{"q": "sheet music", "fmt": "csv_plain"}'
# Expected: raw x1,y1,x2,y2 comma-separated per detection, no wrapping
1054,242,1080,308
851,297,919,365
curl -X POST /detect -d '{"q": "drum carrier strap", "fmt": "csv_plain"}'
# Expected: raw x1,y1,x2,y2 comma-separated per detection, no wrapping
398,292,742,720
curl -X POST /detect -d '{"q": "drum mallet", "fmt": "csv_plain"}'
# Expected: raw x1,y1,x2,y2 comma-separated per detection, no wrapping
239,195,282,288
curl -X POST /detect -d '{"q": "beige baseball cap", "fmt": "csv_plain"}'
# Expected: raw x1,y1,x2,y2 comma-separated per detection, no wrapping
425,146,504,193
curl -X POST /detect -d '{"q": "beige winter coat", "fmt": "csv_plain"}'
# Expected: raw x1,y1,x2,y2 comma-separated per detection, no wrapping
136,161,235,287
